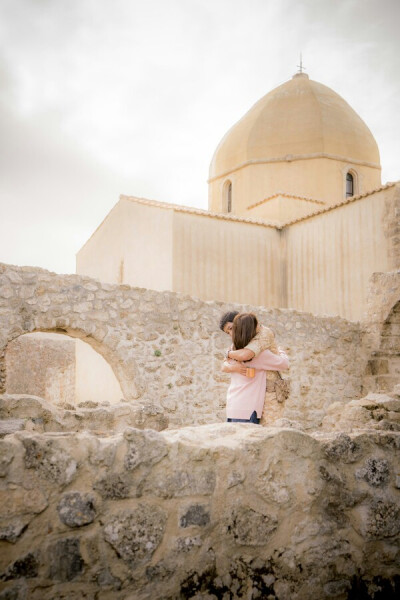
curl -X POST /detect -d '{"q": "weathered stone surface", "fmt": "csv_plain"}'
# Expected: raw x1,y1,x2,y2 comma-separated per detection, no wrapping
93,472,131,499
123,427,168,470
1,553,39,581
366,500,400,539
57,492,97,527
0,521,27,544
103,505,167,567
145,466,216,498
227,506,278,546
0,582,27,600
0,487,48,519
322,433,361,463
48,538,84,581
355,457,390,487
22,436,76,485
179,504,210,528
321,392,400,433
0,394,168,435
96,568,121,590
0,417,398,598
0,420,25,438
0,440,14,476
323,578,351,597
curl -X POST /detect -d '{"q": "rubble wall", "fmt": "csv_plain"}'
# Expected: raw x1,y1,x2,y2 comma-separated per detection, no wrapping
0,263,368,430
0,425,399,600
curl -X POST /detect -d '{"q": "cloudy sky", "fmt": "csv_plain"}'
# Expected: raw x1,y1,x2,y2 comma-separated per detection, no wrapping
0,0,399,274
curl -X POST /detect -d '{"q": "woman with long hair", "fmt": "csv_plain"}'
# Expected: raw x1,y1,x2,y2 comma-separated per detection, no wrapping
221,313,289,424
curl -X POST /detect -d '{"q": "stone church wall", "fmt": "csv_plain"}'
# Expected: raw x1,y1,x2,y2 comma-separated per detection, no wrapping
171,209,282,307
285,184,400,322
77,184,400,324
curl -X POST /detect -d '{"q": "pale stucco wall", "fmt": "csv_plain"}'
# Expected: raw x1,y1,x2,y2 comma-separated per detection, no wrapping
284,186,398,321
172,211,282,307
76,199,174,291
208,159,381,222
76,185,398,323
75,339,124,405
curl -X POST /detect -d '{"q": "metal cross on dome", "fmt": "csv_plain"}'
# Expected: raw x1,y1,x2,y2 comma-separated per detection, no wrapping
297,53,306,74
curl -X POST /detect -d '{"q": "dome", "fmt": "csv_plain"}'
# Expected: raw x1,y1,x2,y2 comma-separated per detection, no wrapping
209,73,380,180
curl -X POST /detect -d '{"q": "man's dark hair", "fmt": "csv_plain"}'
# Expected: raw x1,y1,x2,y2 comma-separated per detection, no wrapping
219,311,239,332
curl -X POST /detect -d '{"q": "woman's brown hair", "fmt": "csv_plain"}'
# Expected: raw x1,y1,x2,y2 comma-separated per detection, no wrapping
232,313,258,350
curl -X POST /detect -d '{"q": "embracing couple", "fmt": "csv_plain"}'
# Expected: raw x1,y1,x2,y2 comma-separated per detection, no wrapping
219,311,289,425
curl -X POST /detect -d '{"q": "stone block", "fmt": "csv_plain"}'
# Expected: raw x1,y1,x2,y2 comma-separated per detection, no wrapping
322,434,361,463
0,420,25,438
355,458,390,487
227,506,278,546
57,492,97,528
22,437,77,485
48,538,84,582
0,441,15,476
179,504,210,528
123,427,168,471
1,553,39,581
103,504,167,567
0,520,28,543
366,499,400,539
93,472,131,499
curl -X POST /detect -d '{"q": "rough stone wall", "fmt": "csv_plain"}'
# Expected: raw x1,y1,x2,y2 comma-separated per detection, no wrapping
383,183,400,269
6,334,75,406
0,424,399,600
0,263,368,430
364,271,400,394
366,301,400,394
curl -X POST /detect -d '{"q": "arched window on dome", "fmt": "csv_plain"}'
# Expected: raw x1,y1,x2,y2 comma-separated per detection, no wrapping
223,180,232,213
346,171,356,198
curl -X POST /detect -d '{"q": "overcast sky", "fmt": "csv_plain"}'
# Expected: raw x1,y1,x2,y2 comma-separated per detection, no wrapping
0,0,399,274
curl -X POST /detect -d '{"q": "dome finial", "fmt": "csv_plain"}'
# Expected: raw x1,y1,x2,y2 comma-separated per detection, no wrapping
293,52,309,79
297,52,305,73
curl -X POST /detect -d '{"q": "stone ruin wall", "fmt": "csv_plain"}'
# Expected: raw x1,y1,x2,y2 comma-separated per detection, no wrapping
0,264,400,599
0,263,370,431
6,334,75,406
0,423,399,600
363,270,400,395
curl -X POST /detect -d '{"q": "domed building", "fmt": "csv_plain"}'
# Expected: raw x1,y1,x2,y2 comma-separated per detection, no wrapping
77,72,398,325
208,73,381,223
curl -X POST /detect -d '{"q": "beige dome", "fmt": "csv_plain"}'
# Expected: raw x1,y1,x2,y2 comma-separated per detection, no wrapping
209,73,380,180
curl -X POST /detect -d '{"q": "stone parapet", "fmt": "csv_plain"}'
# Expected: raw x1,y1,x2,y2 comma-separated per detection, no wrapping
0,424,399,599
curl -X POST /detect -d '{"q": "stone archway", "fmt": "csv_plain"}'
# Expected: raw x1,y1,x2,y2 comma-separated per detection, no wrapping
5,331,124,406
0,265,144,400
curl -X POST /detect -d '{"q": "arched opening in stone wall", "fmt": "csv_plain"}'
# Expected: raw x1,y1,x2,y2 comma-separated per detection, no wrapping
366,300,400,393
5,332,124,407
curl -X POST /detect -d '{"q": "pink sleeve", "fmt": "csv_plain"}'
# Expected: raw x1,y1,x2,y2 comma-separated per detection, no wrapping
246,349,289,371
